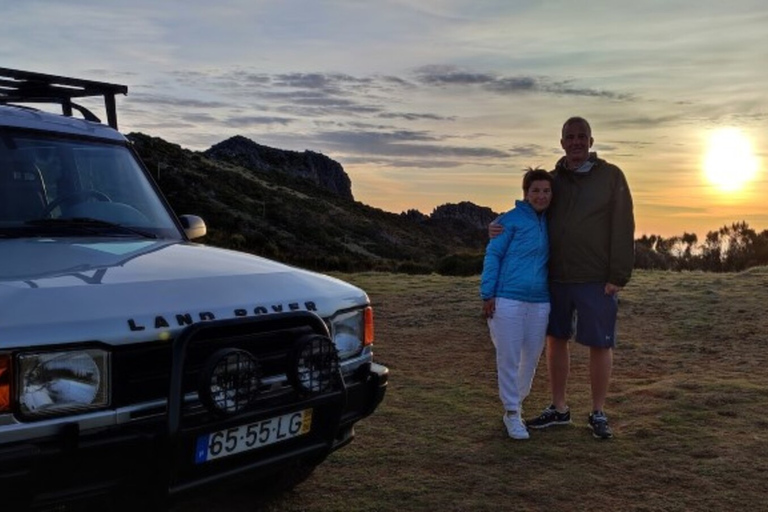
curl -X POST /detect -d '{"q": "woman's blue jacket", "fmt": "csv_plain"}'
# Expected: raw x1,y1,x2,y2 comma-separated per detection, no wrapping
480,200,549,303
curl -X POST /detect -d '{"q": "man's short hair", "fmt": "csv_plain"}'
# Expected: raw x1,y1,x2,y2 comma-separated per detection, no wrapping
522,167,553,193
561,116,592,138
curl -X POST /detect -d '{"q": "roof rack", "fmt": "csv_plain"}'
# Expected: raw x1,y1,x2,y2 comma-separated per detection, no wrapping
0,67,128,130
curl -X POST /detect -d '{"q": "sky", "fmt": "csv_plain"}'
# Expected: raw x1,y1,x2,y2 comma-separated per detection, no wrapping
3,0,767,240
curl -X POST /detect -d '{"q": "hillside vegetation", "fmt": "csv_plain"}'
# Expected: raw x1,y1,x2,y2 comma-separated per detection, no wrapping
130,133,494,275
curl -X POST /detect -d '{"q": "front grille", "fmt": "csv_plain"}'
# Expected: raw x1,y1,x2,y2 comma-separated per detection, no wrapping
111,321,322,409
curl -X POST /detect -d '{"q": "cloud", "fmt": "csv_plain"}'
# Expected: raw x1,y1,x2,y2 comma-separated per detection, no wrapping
129,93,231,109
544,80,634,100
378,112,455,121
601,114,688,129
342,156,466,169
413,65,497,85
275,102,384,117
412,65,633,100
312,130,510,159
122,66,638,151
180,113,219,124
273,72,372,91
225,116,295,127
507,144,545,157
485,76,538,93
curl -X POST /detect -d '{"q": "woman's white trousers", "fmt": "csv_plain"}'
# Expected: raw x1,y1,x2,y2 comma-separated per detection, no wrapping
487,298,550,413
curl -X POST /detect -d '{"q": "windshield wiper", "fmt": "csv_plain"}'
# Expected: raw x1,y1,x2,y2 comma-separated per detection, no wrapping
25,218,158,239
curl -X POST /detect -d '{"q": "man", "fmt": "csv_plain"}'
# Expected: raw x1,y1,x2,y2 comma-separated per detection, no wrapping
490,117,635,439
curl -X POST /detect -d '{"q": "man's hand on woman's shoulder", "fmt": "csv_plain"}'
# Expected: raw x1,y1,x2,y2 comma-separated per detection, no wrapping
489,222,503,239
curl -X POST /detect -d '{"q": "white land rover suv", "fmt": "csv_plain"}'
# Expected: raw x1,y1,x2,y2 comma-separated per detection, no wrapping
0,68,388,510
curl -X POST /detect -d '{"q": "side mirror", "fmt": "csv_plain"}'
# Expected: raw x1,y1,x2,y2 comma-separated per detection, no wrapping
178,214,207,240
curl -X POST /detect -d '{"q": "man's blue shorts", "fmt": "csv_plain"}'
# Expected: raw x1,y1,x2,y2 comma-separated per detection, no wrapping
547,282,619,348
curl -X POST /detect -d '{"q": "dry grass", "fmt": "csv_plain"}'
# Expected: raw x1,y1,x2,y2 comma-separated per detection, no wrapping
178,268,768,512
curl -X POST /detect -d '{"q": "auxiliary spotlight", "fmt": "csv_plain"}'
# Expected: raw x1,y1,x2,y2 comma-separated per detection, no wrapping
199,348,261,415
289,334,339,396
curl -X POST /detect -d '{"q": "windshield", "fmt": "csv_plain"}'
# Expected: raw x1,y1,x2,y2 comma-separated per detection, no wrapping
0,131,182,239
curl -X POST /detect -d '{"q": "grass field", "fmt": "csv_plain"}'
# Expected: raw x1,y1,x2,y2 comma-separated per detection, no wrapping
178,268,768,512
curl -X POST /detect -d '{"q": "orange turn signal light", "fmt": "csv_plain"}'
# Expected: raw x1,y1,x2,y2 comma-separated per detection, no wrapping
364,307,374,346
0,355,10,413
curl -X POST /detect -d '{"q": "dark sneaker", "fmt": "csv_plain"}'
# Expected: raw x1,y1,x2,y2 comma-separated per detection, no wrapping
588,411,614,439
525,405,571,429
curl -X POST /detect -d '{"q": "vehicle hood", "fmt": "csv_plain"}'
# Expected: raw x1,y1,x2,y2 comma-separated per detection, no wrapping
0,238,367,348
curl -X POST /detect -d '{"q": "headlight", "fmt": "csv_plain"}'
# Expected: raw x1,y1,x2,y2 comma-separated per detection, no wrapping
17,349,110,419
329,307,373,360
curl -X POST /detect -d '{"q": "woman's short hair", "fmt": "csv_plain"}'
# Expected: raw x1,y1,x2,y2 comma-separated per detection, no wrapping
522,167,553,193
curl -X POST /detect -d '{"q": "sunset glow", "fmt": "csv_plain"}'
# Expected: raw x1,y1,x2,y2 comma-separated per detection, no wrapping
703,128,759,192
4,2,768,239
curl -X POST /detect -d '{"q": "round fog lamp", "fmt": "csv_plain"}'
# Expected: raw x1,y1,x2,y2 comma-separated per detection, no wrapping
289,335,339,395
199,349,261,415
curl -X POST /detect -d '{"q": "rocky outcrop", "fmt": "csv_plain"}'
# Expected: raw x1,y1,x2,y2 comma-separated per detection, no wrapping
400,208,429,223
204,136,353,200
431,201,499,230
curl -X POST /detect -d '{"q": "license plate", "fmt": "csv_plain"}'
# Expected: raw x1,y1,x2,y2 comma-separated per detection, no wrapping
194,409,313,464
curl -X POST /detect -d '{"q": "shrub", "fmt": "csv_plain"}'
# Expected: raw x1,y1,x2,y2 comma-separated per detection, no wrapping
396,261,434,275
436,253,483,276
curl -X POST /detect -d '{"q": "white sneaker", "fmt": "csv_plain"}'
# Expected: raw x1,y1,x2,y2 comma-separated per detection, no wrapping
503,412,529,440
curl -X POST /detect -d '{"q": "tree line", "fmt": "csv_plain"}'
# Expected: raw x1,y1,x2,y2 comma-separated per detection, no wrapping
436,221,768,277
634,221,768,272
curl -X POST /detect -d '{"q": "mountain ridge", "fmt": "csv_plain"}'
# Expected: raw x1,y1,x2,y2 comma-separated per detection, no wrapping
128,132,497,274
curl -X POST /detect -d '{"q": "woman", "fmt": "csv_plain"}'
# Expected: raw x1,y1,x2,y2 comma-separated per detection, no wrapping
480,168,553,439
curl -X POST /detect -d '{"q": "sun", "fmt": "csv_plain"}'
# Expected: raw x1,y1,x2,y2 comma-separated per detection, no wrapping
703,127,759,192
